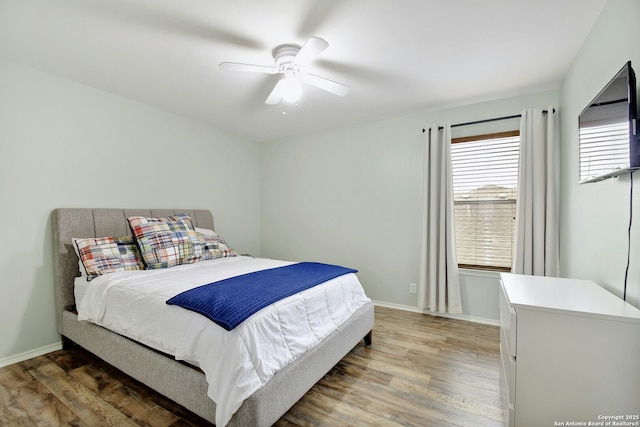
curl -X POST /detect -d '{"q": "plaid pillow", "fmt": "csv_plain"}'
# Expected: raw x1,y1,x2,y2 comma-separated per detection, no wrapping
116,235,144,271
74,236,143,280
199,231,238,260
128,213,202,269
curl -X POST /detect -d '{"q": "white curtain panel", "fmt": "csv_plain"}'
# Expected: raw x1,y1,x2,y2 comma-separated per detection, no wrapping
512,107,559,276
418,124,462,314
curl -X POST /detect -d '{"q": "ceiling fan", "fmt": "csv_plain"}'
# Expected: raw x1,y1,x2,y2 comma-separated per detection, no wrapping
219,36,350,105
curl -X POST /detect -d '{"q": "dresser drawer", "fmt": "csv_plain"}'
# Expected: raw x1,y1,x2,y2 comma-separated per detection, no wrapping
499,342,516,427
499,280,517,358
500,342,516,406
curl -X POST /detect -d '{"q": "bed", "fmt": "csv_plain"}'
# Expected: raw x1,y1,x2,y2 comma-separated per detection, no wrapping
52,208,374,426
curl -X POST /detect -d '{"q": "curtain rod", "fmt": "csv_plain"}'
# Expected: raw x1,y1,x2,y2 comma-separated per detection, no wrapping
422,109,553,133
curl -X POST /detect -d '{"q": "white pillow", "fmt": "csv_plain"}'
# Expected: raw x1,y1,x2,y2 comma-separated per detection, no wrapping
71,238,89,278
195,227,216,236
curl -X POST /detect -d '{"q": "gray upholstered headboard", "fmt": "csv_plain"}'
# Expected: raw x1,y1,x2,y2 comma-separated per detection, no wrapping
51,208,215,334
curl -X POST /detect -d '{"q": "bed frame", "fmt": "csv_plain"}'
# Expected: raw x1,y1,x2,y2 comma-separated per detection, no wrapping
52,208,374,426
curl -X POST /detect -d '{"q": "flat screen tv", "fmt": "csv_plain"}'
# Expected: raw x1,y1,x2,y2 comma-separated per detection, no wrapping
578,61,639,184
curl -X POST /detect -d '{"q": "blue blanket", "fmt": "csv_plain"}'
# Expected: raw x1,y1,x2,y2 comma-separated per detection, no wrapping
166,262,357,331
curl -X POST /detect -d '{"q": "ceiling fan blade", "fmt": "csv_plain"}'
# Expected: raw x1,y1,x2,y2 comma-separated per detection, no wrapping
265,79,286,105
297,1,342,40
219,62,279,74
293,36,329,67
300,73,350,96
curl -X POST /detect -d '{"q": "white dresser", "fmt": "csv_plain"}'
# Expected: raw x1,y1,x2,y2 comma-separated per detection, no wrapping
499,273,640,427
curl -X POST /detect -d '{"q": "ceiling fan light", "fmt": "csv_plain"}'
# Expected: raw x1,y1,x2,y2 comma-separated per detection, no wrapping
281,77,302,103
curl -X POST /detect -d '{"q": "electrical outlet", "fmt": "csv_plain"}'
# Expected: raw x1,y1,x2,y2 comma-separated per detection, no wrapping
409,282,417,294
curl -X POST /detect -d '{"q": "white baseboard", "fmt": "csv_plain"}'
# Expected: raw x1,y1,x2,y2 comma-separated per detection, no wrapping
0,342,62,369
371,300,500,327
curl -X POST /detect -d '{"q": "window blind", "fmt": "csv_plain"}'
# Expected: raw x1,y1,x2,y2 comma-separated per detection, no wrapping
451,133,520,270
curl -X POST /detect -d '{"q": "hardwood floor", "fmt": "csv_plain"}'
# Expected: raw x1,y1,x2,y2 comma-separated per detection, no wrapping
0,306,504,426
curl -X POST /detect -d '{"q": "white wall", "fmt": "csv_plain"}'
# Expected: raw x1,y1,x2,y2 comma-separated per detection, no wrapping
0,59,261,363
559,0,640,307
261,90,558,323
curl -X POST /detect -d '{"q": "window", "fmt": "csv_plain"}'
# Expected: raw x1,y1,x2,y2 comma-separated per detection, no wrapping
450,131,519,271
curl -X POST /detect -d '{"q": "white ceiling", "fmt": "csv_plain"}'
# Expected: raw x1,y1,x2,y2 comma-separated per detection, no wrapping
0,0,606,143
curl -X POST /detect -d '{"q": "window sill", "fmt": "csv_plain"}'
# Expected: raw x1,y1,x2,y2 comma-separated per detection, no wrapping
458,267,504,278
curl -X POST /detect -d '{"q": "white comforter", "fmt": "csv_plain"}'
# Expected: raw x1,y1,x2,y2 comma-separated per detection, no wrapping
76,256,370,426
